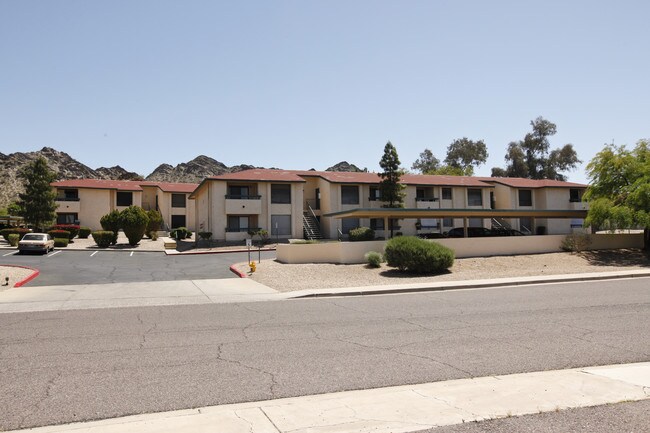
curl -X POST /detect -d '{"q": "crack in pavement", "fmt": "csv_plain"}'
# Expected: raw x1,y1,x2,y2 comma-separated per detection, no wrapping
216,343,280,399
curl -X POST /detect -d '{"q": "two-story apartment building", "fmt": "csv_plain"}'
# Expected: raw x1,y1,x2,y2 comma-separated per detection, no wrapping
51,179,198,231
189,169,587,241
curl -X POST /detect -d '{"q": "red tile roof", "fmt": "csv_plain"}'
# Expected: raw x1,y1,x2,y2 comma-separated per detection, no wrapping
51,179,199,193
401,174,493,187
477,177,587,189
209,169,307,183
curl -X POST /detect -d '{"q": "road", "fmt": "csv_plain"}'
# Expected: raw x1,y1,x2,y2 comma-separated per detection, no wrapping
1,277,648,430
0,250,275,286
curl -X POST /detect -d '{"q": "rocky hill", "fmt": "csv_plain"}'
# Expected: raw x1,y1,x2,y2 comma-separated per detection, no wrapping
0,148,364,209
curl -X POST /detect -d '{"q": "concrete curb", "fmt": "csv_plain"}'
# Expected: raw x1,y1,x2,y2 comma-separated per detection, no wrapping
288,270,650,299
229,264,248,278
3,264,41,288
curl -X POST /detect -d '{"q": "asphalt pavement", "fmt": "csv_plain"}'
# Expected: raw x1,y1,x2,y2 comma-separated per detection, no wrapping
0,250,275,286
1,277,648,430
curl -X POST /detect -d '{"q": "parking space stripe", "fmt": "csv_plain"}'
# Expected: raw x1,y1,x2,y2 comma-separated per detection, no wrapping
48,251,62,257
3,251,18,256
130,251,134,257
90,251,98,257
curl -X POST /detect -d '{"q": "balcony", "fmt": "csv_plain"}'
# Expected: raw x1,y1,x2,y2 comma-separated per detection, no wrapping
570,201,589,211
55,199,80,213
416,198,440,209
225,195,262,214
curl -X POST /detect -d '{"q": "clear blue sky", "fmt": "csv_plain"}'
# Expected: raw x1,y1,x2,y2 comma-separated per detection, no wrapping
2,1,648,184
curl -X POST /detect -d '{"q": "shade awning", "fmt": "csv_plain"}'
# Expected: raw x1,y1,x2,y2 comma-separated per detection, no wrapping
323,208,588,219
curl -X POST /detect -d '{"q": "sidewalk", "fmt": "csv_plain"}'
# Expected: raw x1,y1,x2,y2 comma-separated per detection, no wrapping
8,362,650,433
1,269,649,313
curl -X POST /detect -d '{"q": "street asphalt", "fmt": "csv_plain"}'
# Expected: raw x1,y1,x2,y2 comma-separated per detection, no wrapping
1,277,648,430
0,250,275,286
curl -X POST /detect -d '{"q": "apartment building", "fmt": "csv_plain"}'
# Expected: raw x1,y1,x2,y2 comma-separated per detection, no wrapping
51,179,198,231
190,169,587,241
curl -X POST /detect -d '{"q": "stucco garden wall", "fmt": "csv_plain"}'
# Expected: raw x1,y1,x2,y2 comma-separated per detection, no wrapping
276,234,644,264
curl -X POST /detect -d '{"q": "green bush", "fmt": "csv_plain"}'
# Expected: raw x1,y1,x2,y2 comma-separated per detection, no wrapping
146,210,163,238
78,227,92,239
365,251,383,268
120,206,149,246
349,227,375,242
53,238,69,248
48,229,70,240
92,231,114,248
150,231,159,241
170,227,191,240
8,233,20,246
384,236,454,273
1,228,30,242
198,231,212,240
100,210,122,245
52,224,80,240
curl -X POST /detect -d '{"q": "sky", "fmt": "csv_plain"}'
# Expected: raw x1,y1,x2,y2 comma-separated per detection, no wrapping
1,1,649,184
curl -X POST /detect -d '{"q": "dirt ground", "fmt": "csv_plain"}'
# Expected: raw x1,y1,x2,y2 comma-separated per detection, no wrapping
239,249,650,292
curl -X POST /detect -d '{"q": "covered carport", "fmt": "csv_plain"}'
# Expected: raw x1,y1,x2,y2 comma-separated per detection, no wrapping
323,208,589,237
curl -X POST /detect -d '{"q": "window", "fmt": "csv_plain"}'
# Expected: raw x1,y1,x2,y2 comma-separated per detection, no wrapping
442,188,452,200
64,189,78,200
171,193,186,208
389,218,401,230
569,189,583,202
271,215,291,235
370,218,384,230
271,184,291,204
341,218,359,234
228,185,250,198
369,186,381,201
443,218,453,227
227,216,250,232
469,218,483,227
57,213,78,224
341,185,359,205
116,191,133,206
518,189,533,207
467,189,483,206
171,215,186,229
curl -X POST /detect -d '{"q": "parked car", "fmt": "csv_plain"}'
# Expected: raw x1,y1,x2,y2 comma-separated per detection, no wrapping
18,233,54,254
445,227,494,238
491,228,526,236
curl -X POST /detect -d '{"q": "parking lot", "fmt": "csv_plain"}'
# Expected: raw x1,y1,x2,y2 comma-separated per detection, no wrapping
0,250,275,286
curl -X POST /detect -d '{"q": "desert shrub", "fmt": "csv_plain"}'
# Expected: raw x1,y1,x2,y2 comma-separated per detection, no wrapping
365,251,383,268
52,224,79,240
8,234,20,246
1,228,30,242
53,238,69,248
349,227,375,242
198,231,212,240
120,206,149,246
100,210,122,245
150,231,159,241
560,233,592,253
48,229,70,240
92,231,114,248
186,230,192,238
384,236,454,273
146,210,163,238
78,226,92,239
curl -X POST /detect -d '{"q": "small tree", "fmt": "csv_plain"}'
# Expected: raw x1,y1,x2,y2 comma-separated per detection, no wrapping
379,142,405,238
120,206,149,246
100,209,122,245
17,157,58,231
146,210,163,238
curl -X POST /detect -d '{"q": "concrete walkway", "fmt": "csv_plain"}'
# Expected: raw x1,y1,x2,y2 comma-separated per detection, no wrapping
7,362,650,433
1,269,649,313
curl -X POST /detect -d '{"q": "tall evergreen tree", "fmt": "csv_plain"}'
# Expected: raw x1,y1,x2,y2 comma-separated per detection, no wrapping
17,157,58,231
379,141,405,237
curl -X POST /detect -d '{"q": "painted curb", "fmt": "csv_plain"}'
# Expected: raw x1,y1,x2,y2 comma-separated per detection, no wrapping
0,264,40,288
229,264,248,278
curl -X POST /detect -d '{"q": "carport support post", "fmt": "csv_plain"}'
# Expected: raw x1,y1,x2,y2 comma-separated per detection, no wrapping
463,217,469,238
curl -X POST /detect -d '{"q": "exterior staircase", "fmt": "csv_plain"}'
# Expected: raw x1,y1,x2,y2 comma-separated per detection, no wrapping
303,210,324,240
491,217,512,230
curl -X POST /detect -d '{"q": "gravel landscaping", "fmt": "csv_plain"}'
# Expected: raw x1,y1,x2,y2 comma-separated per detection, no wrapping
239,249,650,292
0,265,36,290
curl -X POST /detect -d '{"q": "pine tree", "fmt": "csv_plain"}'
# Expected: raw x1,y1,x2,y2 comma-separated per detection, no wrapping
379,141,405,237
17,157,58,231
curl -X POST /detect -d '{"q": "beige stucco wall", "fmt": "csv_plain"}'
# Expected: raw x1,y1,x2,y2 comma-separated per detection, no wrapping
277,234,643,263
76,189,113,230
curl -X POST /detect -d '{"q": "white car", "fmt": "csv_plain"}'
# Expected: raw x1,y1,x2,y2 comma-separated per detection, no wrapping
18,233,55,254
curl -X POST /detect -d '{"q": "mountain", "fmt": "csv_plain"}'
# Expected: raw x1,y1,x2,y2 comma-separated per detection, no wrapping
326,161,365,172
